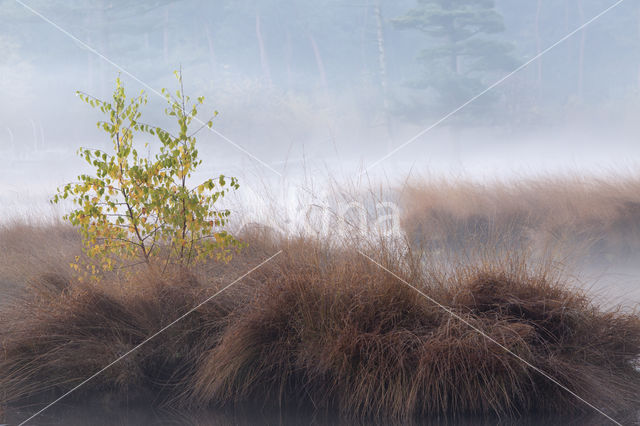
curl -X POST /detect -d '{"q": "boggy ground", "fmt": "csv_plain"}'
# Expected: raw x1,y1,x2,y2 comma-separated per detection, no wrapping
1,216,639,424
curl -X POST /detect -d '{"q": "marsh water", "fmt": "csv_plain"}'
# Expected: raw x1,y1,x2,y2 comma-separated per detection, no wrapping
6,403,637,426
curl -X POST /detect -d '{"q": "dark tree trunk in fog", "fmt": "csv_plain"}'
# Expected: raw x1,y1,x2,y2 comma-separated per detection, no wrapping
30,119,38,153
374,2,392,149
308,33,329,97
98,2,106,95
637,6,640,90
535,0,543,101
255,13,273,86
440,2,458,75
6,128,15,157
87,34,94,91
205,25,216,73
577,0,586,100
448,32,457,74
360,5,370,75
163,6,169,65
285,30,293,92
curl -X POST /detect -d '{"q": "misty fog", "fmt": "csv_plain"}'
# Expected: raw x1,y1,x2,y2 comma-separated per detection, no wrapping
2,1,640,424
1,1,639,293
3,0,640,294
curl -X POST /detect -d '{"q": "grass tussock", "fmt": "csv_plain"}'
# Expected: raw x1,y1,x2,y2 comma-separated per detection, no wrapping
0,268,238,407
189,241,640,420
1,220,639,423
399,175,640,265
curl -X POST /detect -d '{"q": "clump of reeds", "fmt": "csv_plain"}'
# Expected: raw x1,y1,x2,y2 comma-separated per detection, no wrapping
0,267,240,408
189,237,640,421
1,222,639,423
399,175,640,265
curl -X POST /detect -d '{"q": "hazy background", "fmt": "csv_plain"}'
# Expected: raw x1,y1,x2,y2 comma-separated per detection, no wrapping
2,4,640,424
1,0,640,220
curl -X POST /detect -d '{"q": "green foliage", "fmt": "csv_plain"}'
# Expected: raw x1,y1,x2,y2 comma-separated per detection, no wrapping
52,72,242,279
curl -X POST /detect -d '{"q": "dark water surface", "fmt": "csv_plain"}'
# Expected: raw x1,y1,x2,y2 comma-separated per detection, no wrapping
5,403,638,426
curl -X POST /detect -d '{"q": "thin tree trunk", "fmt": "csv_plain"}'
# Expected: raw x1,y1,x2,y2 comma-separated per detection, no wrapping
360,3,370,72
535,0,543,100
308,32,329,98
374,2,392,149
442,3,457,75
637,5,640,90
577,0,586,100
6,128,15,157
30,119,38,153
87,34,94,91
205,25,216,73
255,13,273,86
98,1,106,95
163,6,169,65
285,30,293,92
449,34,458,74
